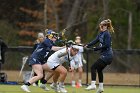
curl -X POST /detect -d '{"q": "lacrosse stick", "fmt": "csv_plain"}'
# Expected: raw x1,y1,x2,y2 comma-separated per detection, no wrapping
17,56,28,82
29,69,34,80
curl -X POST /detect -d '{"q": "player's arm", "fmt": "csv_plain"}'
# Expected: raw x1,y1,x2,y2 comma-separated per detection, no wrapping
57,49,68,58
44,39,64,51
51,46,64,51
87,35,99,47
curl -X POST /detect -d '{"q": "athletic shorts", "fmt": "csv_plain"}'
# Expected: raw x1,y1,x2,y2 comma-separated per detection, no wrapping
47,61,60,70
28,57,45,66
70,60,83,69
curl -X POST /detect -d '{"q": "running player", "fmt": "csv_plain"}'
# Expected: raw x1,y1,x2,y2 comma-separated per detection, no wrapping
21,29,63,92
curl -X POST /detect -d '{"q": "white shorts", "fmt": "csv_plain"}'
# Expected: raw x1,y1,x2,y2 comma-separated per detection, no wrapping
47,61,60,70
70,54,83,69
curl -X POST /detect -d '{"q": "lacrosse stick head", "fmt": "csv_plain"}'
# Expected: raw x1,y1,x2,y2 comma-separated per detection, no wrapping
22,56,28,65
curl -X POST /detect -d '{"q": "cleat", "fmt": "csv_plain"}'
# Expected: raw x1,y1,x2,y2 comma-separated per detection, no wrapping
85,85,96,90
96,88,104,93
39,84,50,91
72,84,76,87
32,83,37,86
21,85,31,92
50,83,55,89
59,86,67,93
50,83,60,93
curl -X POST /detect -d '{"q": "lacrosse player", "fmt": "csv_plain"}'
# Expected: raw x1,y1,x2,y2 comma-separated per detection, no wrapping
42,45,79,93
21,29,63,92
85,19,114,93
70,36,85,87
32,32,46,87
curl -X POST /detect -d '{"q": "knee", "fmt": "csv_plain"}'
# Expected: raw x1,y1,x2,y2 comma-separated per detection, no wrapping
38,73,44,79
61,69,67,76
78,68,83,73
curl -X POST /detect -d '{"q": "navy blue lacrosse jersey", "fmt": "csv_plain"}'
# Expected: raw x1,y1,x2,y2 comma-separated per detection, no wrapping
29,38,55,65
87,30,113,64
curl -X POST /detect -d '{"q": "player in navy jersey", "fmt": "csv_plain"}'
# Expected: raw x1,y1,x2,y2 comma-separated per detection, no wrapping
85,19,114,93
32,32,47,87
32,33,45,52
21,29,63,92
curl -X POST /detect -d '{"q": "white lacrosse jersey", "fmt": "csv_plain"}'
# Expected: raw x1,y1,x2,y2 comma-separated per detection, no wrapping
70,46,84,69
47,48,76,69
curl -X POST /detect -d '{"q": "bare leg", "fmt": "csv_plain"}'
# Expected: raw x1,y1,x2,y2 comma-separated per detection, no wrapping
28,64,43,84
42,63,54,83
53,72,60,83
70,67,76,87
71,68,76,82
54,65,67,83
78,67,83,81
78,66,83,86
45,72,54,81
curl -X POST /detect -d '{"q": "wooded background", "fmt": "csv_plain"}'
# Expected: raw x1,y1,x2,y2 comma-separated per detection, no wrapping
0,0,140,49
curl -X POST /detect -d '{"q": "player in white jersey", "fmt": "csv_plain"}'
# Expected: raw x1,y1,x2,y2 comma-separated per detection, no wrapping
70,45,84,87
70,36,85,87
42,45,79,93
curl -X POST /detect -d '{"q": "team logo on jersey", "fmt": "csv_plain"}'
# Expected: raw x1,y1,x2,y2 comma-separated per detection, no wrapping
36,48,43,52
33,58,36,62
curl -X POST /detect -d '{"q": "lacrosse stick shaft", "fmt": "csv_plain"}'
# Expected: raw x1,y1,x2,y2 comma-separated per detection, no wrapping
29,69,34,79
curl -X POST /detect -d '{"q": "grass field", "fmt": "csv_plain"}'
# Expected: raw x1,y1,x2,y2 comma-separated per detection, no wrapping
0,84,140,93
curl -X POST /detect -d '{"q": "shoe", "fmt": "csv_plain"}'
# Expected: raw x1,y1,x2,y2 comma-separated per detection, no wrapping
85,85,96,90
39,84,50,91
72,84,76,87
79,83,82,87
51,83,60,93
21,85,31,92
96,88,104,93
50,83,54,89
59,86,67,93
32,83,37,86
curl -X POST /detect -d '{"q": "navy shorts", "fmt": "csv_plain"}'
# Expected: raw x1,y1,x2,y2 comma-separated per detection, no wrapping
28,57,45,66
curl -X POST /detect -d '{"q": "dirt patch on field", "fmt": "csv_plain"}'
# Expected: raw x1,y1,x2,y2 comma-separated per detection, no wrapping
1,70,139,85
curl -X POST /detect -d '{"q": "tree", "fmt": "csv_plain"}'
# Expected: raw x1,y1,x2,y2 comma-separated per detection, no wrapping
17,0,63,45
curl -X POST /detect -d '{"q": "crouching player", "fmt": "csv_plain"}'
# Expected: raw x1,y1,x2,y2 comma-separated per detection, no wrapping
42,45,79,93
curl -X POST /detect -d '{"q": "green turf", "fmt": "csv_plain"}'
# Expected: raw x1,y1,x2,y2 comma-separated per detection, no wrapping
0,84,140,93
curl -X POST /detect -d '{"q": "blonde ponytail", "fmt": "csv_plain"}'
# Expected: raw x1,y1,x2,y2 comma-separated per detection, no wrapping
107,19,114,33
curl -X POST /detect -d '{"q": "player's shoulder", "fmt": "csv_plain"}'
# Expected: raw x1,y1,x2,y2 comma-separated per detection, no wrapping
44,38,51,43
44,38,50,41
104,30,111,36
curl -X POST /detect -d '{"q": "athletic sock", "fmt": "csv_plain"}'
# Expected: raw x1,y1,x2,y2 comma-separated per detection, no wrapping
25,82,31,86
99,83,103,88
71,81,75,86
91,81,96,86
41,79,47,84
59,82,64,87
78,80,82,84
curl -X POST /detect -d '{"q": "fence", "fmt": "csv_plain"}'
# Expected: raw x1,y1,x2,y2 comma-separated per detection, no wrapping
84,48,140,86
1,46,140,86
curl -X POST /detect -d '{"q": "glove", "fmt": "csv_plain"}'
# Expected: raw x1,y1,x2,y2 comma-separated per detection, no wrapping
83,59,87,64
84,45,91,48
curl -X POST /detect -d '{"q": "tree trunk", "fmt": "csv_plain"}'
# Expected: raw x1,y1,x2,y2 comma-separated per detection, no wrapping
44,0,47,28
50,0,59,31
103,0,109,19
